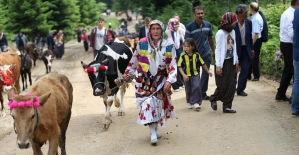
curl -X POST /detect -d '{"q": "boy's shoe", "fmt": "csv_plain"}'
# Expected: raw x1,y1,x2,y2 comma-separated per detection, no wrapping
173,89,180,92
194,103,201,110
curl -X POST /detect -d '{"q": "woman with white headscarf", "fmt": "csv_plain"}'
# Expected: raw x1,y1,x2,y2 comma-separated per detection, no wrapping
165,18,185,92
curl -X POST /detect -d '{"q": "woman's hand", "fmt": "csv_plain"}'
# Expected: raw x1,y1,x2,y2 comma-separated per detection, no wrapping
236,64,240,73
123,74,127,80
208,71,213,77
163,81,172,93
216,67,222,76
183,75,189,82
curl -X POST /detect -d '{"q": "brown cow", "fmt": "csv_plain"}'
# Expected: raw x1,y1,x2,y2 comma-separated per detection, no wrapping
25,42,40,67
7,71,73,155
0,47,21,117
116,37,139,52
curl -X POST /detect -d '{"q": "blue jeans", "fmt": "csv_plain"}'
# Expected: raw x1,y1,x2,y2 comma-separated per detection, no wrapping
292,59,299,114
200,54,211,97
0,45,6,52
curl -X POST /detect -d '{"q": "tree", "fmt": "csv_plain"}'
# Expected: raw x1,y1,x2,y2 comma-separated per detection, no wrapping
0,0,8,29
41,0,80,40
5,0,46,40
77,0,100,27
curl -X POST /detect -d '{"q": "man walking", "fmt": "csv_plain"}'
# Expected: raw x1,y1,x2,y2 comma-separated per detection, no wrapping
0,28,8,52
89,18,112,58
76,26,82,43
248,2,263,81
185,6,215,100
275,0,299,101
138,17,151,39
14,32,28,53
235,4,254,96
291,7,299,116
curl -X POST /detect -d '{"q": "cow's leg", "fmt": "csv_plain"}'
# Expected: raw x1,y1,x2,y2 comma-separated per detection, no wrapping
21,73,25,91
15,74,21,94
28,71,32,86
103,95,114,129
34,59,36,67
31,141,43,155
24,71,28,90
118,85,126,116
0,89,5,117
59,110,71,155
47,133,59,155
43,59,48,73
46,65,49,74
49,66,51,73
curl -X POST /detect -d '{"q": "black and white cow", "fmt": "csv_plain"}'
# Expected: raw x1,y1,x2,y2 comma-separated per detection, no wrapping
81,40,133,129
42,49,54,73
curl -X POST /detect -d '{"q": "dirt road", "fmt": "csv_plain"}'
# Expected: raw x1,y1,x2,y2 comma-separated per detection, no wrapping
1,13,299,155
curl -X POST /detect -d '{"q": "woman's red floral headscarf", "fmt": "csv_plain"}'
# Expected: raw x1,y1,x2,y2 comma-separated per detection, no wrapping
221,12,237,25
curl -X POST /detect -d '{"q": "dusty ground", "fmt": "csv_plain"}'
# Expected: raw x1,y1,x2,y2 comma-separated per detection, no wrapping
1,12,299,155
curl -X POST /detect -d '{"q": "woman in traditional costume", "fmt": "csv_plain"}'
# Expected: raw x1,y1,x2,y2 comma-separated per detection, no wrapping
123,20,177,145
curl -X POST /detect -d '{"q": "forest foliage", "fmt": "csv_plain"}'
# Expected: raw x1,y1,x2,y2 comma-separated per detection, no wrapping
0,0,106,42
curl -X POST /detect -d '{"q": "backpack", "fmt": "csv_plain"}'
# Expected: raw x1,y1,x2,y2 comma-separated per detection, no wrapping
259,11,268,42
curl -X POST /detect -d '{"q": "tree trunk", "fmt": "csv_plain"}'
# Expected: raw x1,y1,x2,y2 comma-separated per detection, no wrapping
283,0,286,4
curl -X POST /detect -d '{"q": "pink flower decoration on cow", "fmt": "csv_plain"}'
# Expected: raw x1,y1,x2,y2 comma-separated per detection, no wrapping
8,94,40,109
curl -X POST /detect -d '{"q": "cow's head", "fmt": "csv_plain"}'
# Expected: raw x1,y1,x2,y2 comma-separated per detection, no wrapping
7,88,51,149
0,64,15,91
81,61,108,96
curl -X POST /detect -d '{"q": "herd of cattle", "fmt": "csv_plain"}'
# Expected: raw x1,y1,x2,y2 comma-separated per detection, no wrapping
0,38,137,154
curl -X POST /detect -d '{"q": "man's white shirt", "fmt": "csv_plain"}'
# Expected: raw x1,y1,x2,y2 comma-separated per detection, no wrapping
280,6,295,43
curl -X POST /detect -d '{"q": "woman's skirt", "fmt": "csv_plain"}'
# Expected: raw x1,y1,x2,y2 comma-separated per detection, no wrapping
54,45,64,59
137,90,176,127
135,71,176,127
210,58,236,107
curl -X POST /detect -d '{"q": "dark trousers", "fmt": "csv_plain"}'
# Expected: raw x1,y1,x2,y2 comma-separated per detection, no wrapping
248,38,262,79
237,46,251,93
77,36,81,43
83,41,89,52
200,54,211,97
276,42,294,96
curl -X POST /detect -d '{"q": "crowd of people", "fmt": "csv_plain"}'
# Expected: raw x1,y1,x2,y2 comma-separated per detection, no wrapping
72,1,299,145
0,29,66,60
121,1,299,145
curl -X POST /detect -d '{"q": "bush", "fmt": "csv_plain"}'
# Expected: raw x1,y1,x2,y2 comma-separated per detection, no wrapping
259,4,287,79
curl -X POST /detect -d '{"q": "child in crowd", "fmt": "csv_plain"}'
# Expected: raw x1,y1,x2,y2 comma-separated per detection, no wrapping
178,38,213,110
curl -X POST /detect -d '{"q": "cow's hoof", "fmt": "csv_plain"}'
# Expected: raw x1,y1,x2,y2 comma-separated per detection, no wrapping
118,111,125,116
103,124,110,130
1,111,6,117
